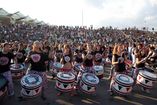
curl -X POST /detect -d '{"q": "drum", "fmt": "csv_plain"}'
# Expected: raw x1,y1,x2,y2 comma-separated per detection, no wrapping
112,74,134,95
21,74,42,98
93,65,104,79
72,64,82,76
137,70,157,89
56,72,75,92
51,62,63,74
10,64,25,79
79,73,99,94
0,75,8,98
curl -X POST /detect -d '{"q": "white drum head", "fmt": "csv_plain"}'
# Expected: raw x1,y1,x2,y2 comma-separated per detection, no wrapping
21,74,42,88
57,72,75,81
93,66,103,71
116,74,134,85
82,73,99,85
10,64,24,71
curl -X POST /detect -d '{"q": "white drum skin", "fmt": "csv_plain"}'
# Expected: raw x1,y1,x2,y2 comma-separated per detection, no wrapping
50,62,63,74
137,70,157,89
79,73,99,94
21,74,42,98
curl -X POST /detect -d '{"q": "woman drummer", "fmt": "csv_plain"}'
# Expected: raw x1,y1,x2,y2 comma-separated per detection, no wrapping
0,42,16,97
108,43,127,95
19,41,48,100
135,44,154,93
15,43,26,65
57,44,74,96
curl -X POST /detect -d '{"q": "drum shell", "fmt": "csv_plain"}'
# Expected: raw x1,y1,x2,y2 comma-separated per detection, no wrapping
111,74,134,95
56,72,75,92
20,74,42,98
137,71,156,89
79,73,99,94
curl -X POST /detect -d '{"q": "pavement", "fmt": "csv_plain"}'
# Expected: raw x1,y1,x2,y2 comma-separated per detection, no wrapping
1,65,157,105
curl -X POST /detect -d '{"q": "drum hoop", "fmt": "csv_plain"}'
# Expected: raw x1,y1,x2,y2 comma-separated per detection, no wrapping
82,73,99,85
139,71,157,81
21,74,42,87
116,74,134,85
57,72,75,81
115,79,133,87
10,64,24,71
81,78,97,87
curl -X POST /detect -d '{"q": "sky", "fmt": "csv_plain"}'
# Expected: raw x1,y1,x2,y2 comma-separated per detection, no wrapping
0,0,157,29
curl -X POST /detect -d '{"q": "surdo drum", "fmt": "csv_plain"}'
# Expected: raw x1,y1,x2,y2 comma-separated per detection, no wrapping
112,74,134,95
137,70,157,89
79,73,99,94
56,72,75,92
10,64,25,79
93,65,104,79
0,75,8,98
21,74,42,98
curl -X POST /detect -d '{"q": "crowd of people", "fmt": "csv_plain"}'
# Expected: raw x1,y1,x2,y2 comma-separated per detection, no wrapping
0,22,157,101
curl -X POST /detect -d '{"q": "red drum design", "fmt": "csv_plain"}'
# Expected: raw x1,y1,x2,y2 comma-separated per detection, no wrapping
93,65,104,79
21,74,42,98
112,74,134,95
137,70,157,89
79,73,99,94
56,72,75,92
10,64,25,79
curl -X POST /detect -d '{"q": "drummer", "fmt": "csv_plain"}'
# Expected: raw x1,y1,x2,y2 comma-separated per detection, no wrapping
135,44,155,93
19,41,48,100
0,42,16,97
15,43,26,66
57,44,73,96
108,43,127,95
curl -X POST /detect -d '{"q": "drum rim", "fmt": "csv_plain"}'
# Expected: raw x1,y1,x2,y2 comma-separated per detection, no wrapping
82,73,99,85
116,74,134,85
21,74,42,88
10,64,24,72
57,72,75,82
139,70,157,81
